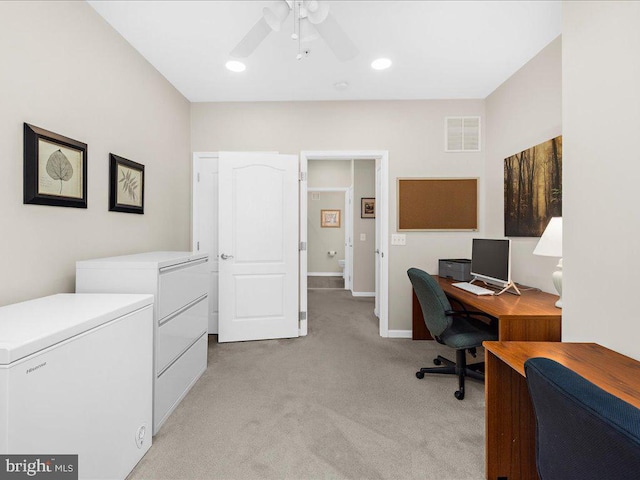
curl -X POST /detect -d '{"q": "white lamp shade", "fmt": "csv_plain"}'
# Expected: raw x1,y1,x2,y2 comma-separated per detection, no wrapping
533,217,562,257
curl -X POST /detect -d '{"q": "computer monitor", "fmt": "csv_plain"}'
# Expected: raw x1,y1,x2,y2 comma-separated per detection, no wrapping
471,238,512,287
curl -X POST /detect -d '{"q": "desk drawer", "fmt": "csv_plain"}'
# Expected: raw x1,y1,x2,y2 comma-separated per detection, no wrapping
158,259,208,321
156,295,208,374
154,333,207,434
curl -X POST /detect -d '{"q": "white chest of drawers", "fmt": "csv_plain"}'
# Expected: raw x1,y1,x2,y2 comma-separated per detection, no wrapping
76,251,209,434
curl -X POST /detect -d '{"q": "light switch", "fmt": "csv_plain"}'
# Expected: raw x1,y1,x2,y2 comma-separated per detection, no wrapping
391,234,407,246
360,233,366,241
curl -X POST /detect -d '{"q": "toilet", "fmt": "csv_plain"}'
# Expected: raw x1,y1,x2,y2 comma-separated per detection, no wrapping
338,259,345,278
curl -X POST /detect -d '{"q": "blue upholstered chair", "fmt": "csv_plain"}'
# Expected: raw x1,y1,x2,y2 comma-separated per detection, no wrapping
407,268,498,400
525,357,640,480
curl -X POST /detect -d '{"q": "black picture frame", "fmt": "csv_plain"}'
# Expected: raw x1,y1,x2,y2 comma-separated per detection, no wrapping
23,123,88,208
109,154,145,214
361,197,375,218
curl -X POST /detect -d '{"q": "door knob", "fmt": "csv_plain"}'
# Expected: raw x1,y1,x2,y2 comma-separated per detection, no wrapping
220,253,234,260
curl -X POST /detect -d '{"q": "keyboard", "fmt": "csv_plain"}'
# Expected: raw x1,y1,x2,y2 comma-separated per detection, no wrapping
452,282,495,296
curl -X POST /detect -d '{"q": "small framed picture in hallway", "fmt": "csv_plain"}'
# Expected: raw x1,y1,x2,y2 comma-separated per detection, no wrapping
321,209,341,228
361,197,375,218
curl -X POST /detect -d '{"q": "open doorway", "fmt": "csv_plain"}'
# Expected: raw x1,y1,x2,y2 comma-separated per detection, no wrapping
299,151,389,338
307,187,349,290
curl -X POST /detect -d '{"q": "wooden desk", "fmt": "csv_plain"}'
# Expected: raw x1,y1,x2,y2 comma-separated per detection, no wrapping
412,276,562,341
483,341,640,480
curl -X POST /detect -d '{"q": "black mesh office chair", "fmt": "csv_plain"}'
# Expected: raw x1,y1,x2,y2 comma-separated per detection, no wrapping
525,357,640,480
407,268,498,400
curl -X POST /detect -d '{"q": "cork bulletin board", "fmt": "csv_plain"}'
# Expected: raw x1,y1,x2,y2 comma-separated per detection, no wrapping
397,178,478,231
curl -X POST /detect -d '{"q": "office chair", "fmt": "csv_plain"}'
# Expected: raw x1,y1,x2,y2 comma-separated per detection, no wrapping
407,268,498,400
525,357,640,480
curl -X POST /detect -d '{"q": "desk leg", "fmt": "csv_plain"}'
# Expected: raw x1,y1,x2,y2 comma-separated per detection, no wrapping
485,351,539,480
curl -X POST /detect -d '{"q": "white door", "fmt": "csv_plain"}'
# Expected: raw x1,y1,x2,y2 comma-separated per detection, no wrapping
218,152,300,342
374,163,381,317
345,188,353,291
193,153,219,333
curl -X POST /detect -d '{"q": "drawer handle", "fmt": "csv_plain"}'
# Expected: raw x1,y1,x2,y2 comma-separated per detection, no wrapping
159,257,208,274
159,294,207,327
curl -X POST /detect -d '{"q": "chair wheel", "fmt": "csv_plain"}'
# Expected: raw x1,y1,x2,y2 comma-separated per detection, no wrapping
416,371,425,379
454,390,465,400
433,358,442,366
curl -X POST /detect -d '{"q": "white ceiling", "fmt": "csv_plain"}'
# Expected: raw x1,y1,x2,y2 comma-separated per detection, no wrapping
88,0,562,103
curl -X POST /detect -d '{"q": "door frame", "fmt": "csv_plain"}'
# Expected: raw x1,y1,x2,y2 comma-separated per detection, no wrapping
300,151,390,338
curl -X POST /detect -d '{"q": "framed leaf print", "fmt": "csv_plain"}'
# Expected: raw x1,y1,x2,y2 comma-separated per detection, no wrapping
23,123,88,208
109,154,144,214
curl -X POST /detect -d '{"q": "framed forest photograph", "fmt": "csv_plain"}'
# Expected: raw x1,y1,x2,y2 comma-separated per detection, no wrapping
23,123,88,208
109,153,144,214
504,136,562,237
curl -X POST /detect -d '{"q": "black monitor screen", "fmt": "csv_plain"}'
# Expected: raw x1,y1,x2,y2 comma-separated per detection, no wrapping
471,239,510,283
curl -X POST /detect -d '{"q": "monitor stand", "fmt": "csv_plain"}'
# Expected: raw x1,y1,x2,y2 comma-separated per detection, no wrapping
470,278,521,296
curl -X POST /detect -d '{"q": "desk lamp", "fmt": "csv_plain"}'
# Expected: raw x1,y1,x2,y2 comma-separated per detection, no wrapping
533,217,563,308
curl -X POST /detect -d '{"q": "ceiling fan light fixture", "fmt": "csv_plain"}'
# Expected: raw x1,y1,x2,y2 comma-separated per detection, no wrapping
305,0,330,24
371,58,392,70
299,18,320,42
225,60,246,72
263,1,291,31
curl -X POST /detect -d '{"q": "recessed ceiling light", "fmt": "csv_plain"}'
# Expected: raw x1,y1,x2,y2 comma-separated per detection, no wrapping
371,58,392,70
334,81,349,90
225,60,246,72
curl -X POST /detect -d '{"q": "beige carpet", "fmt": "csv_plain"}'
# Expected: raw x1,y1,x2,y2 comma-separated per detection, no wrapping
127,290,485,480
307,276,345,289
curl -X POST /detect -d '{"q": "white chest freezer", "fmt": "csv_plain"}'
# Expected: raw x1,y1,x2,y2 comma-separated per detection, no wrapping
0,294,154,480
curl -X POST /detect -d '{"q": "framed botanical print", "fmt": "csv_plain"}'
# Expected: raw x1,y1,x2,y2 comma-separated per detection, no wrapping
23,123,88,208
109,154,144,214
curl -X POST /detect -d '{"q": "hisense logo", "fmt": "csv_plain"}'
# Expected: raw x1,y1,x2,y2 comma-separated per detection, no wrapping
25,362,46,375
4,458,51,476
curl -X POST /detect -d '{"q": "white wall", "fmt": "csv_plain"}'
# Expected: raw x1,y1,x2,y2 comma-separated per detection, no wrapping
563,1,640,359
192,100,485,330
0,2,191,306
307,191,345,274
308,160,351,188
485,37,562,293
353,160,376,293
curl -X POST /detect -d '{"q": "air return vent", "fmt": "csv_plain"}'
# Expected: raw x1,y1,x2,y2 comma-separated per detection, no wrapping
445,116,481,152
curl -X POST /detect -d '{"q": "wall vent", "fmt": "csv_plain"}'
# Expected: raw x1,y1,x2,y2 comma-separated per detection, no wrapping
311,193,321,201
445,116,481,152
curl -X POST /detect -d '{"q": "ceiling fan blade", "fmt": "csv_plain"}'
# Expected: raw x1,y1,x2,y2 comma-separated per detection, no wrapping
230,17,272,58
313,13,359,61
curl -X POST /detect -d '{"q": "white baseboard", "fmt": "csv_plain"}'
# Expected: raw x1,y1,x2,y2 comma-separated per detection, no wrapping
307,272,343,277
351,292,375,297
387,330,412,339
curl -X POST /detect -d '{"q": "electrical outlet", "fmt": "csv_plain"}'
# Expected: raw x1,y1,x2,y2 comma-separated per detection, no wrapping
391,234,406,246
360,233,366,241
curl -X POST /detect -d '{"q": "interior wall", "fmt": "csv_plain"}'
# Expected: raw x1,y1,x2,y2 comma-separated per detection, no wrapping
307,191,345,274
353,160,376,293
0,1,191,306
485,37,562,293
562,1,640,359
192,99,485,331
308,160,351,188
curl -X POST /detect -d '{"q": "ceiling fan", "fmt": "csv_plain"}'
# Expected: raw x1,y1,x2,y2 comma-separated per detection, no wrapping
231,0,359,61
